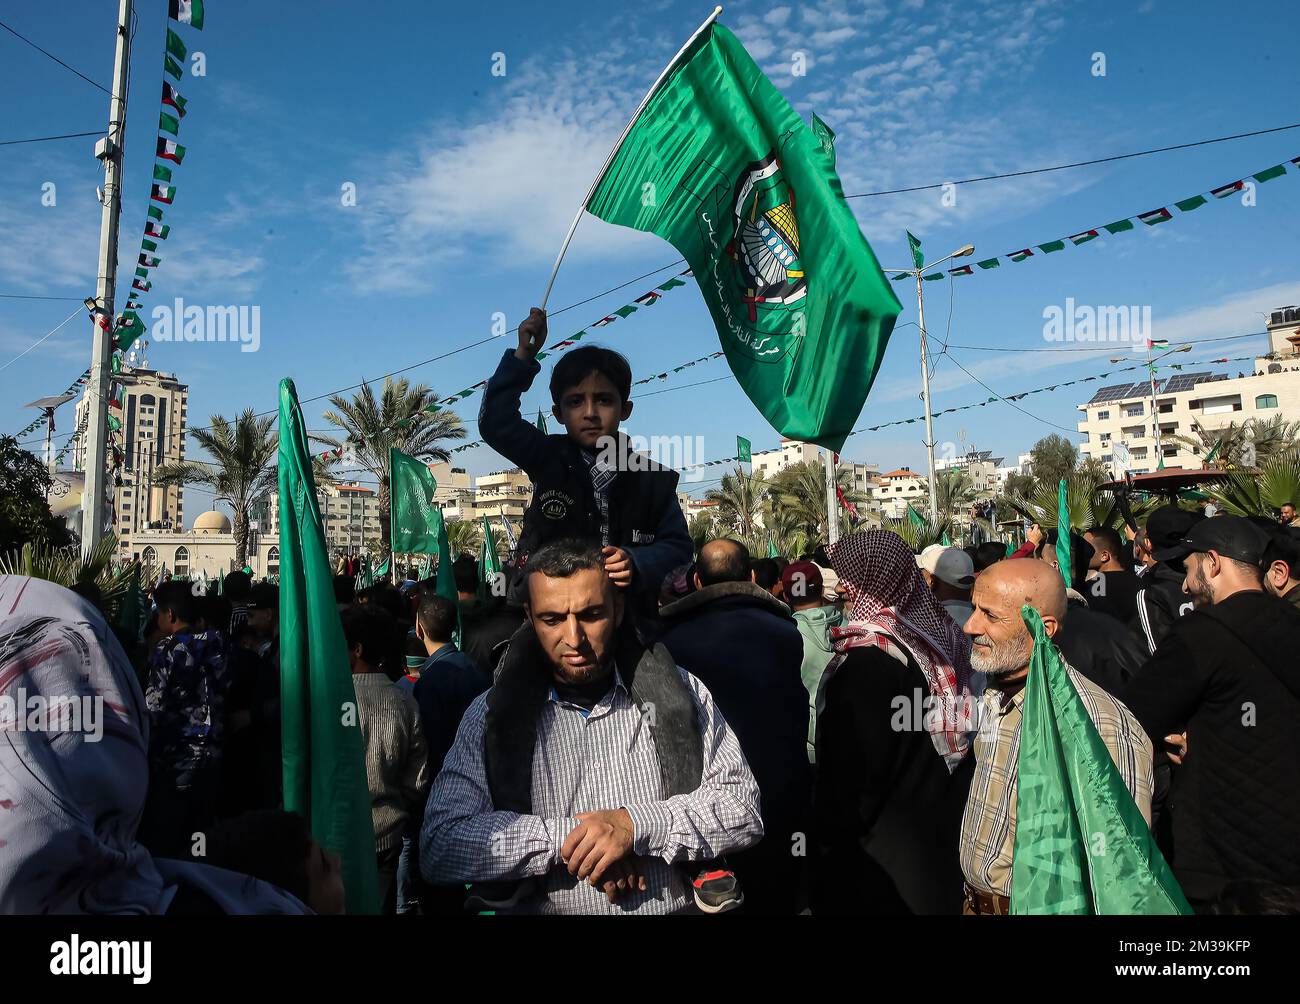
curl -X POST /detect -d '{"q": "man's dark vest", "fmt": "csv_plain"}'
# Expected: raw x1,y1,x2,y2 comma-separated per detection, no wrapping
483,620,703,813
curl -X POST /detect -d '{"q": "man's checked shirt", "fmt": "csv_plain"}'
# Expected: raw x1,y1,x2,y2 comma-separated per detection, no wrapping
960,663,1154,898
421,666,763,914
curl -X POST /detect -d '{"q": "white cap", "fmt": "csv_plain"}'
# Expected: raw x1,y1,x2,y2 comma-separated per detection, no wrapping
916,544,975,589
817,564,839,602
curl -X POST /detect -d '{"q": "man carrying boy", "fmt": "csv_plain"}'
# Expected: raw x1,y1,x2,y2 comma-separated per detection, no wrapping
479,307,692,604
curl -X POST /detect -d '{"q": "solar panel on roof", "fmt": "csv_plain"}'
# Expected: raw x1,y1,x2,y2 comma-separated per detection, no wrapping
1089,384,1136,404
1162,372,1214,394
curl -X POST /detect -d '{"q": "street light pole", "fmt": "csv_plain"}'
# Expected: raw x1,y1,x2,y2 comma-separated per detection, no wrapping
82,0,133,555
883,244,975,525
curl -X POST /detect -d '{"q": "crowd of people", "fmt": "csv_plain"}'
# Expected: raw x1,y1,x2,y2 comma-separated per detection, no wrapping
2,305,1298,916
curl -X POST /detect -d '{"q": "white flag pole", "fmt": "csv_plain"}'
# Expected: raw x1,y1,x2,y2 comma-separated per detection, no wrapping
538,5,723,310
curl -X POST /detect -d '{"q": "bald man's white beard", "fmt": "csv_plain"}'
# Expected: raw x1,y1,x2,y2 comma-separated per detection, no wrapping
969,630,1030,677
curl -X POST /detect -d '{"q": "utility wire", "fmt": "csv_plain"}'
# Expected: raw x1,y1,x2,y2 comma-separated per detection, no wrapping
0,292,86,301
0,129,103,147
0,18,112,94
843,121,1300,199
0,306,85,373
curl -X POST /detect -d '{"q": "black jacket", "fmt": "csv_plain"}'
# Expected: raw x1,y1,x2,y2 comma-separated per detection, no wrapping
656,581,812,911
1133,562,1195,654
813,646,973,914
1055,595,1147,699
457,599,524,677
1083,568,1142,629
1123,589,1300,904
479,350,692,601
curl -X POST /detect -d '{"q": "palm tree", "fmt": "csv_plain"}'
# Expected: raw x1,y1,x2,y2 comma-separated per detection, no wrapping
764,460,868,542
321,377,466,556
1206,451,1300,516
0,533,137,623
883,515,950,552
444,518,482,560
687,510,721,550
154,410,280,567
705,467,768,538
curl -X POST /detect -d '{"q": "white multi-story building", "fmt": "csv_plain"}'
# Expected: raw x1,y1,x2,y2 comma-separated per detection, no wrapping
936,449,1003,493
76,368,189,557
472,469,531,522
1077,307,1300,474
873,467,928,519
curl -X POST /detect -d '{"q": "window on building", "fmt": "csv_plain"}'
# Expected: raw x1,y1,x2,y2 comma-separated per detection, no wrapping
1097,410,1110,420
1100,433,1111,443
267,546,279,578
142,546,157,566
1256,394,1279,409
174,546,189,578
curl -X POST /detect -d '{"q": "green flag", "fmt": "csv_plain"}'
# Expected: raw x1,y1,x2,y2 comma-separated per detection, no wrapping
419,554,431,581
1011,606,1191,915
217,567,224,596
535,408,548,434
586,23,901,452
1055,478,1071,587
432,507,460,646
737,435,751,464
389,447,442,554
478,515,503,603
766,537,779,559
809,111,835,164
373,555,391,582
906,503,925,528
276,377,380,916
116,562,142,639
906,231,924,269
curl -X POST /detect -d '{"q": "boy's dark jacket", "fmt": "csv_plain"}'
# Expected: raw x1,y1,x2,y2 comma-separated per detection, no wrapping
479,349,692,599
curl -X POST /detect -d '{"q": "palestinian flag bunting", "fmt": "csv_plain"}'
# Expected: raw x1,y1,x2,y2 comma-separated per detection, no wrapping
948,264,974,276
153,164,172,183
1138,207,1172,226
585,22,901,451
164,55,183,80
1103,219,1135,234
132,279,151,293
1253,164,1286,183
139,254,161,268
1008,249,1034,262
168,0,205,29
145,222,170,240
976,258,1000,269
142,239,158,253
1067,230,1099,245
157,137,186,163
151,185,175,204
1175,194,1207,212
162,83,188,117
1147,339,1170,349
159,112,180,137
1210,181,1244,199
166,28,187,62
148,205,164,222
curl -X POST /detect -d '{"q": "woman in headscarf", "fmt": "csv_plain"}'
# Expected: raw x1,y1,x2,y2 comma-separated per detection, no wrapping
0,575,330,914
811,529,977,916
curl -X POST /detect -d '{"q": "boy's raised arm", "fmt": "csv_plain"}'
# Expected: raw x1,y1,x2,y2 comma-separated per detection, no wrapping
478,308,551,475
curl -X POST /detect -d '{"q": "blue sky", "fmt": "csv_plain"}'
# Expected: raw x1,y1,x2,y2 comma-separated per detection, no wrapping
2,0,1299,524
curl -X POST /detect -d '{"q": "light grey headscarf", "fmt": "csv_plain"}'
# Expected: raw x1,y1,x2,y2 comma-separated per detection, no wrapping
0,575,307,914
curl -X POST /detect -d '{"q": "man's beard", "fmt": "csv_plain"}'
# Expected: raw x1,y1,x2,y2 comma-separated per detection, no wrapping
1185,568,1214,609
969,630,1029,677
551,651,613,687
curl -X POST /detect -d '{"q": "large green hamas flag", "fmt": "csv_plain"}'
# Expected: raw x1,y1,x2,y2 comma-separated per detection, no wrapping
586,23,901,452
278,378,380,915
1011,606,1190,915
390,447,441,554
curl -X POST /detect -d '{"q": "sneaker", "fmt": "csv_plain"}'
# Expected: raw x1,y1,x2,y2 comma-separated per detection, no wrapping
464,879,533,913
692,868,743,914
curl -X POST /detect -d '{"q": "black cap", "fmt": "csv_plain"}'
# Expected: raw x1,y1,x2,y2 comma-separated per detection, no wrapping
1146,505,1204,562
1178,515,1270,566
246,581,279,610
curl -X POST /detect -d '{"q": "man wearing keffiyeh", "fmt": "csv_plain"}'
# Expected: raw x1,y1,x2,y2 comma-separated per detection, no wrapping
812,528,978,915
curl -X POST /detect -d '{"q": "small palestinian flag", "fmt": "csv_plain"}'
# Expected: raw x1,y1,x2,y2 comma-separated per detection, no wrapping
166,28,187,62
1293,157,1300,169
592,315,618,327
1138,208,1172,226
1008,249,1034,262
1148,339,1170,349
142,239,158,253
162,83,187,117
168,0,205,29
159,112,180,136
634,290,662,306
157,137,186,163
1038,240,1066,254
126,300,142,309
164,55,183,80
151,184,175,204
145,221,170,240
1211,181,1244,199
976,258,1000,270
1104,219,1135,234
148,205,164,222
1068,230,1099,245
139,254,160,268
153,164,172,183
1253,164,1286,183
948,264,974,277
132,279,151,293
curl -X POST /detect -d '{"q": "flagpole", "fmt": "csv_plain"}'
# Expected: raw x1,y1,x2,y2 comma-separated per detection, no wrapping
539,5,723,310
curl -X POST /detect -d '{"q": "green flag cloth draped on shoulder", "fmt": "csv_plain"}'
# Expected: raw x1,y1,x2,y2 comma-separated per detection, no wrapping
585,23,901,452
1011,605,1190,915
277,377,380,915
389,447,442,554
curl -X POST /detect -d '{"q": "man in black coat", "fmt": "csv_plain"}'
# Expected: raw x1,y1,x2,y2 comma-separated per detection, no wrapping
1123,516,1300,911
1083,525,1143,628
656,538,811,914
1133,505,1203,654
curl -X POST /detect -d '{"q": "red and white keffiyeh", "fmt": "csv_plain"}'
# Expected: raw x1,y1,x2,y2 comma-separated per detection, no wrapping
826,529,975,771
